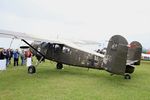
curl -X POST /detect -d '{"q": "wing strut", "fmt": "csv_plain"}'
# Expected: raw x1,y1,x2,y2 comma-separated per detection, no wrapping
9,38,14,48
21,39,45,58
35,56,44,67
21,39,46,74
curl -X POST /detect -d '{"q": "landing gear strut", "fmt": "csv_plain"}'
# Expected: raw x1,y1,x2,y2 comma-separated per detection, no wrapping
28,57,44,74
56,63,63,69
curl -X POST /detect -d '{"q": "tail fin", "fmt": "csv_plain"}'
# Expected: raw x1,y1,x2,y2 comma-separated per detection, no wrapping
127,41,142,65
101,35,128,75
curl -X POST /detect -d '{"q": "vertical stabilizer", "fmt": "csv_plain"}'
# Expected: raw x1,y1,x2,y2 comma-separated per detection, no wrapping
127,41,142,65
102,35,128,75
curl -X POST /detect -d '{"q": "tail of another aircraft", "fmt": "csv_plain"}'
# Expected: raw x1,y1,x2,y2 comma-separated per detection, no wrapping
101,35,128,75
127,41,142,65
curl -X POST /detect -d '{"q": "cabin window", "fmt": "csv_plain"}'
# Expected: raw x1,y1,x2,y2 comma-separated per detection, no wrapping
86,54,91,59
48,43,53,48
94,56,99,61
63,47,71,54
54,44,62,53
55,44,60,49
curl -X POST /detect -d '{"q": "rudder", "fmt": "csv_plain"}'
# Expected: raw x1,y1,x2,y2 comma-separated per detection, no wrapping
127,41,142,65
101,35,128,75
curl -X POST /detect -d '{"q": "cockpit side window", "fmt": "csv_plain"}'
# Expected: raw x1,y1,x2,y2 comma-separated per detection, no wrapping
63,46,71,54
55,44,60,49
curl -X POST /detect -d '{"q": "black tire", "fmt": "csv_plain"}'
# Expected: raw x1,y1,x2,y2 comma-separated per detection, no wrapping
28,65,36,74
56,63,63,69
124,74,131,79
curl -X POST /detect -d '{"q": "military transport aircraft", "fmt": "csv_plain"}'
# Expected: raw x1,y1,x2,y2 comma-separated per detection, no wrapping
0,30,142,79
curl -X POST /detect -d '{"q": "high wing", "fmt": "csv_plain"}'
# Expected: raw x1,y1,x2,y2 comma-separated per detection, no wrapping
0,29,59,43
0,29,104,57
0,30,100,45
0,29,64,58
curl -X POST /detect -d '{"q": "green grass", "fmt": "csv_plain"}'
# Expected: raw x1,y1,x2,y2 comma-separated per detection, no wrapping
0,59,150,100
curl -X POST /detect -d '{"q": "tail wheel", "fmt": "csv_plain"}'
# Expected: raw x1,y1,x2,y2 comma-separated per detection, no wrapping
124,74,131,79
28,65,36,74
56,63,63,69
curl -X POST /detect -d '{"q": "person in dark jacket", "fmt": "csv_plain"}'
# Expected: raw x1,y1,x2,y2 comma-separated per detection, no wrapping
0,49,6,59
6,49,11,66
0,49,6,70
13,49,19,66
20,50,25,66
9,49,13,64
0,49,5,60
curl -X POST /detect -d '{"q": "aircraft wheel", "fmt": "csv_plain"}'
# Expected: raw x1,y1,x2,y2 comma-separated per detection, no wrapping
124,74,131,79
56,63,63,69
28,65,36,74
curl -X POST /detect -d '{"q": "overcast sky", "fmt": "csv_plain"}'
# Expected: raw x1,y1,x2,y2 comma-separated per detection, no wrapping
0,0,150,49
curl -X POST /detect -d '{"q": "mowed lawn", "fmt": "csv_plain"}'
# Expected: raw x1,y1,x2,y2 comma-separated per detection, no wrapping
0,59,150,100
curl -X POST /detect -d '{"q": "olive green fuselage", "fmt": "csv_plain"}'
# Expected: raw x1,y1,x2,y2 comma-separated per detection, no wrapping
31,42,103,69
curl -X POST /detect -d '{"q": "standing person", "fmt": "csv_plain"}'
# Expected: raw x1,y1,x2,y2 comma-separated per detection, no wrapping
9,49,13,64
20,50,25,66
0,49,6,70
25,49,32,67
3,49,7,66
0,50,2,59
13,49,19,66
0,49,6,59
6,49,11,66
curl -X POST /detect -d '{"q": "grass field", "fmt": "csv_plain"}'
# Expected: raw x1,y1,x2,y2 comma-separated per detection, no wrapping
0,59,150,100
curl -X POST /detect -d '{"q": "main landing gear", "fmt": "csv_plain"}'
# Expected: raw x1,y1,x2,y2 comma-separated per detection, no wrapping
28,57,44,74
56,63,63,69
28,65,36,74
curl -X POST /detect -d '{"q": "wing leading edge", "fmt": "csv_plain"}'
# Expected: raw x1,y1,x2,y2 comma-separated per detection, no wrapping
0,29,104,57
0,29,60,44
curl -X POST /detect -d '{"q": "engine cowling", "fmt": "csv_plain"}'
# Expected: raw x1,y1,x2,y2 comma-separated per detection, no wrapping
30,41,49,61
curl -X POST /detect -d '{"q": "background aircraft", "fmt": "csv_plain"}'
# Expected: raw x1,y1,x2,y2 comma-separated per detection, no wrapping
0,30,142,79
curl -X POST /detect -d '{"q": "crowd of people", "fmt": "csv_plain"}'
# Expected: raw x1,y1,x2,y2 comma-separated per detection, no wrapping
0,48,32,68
